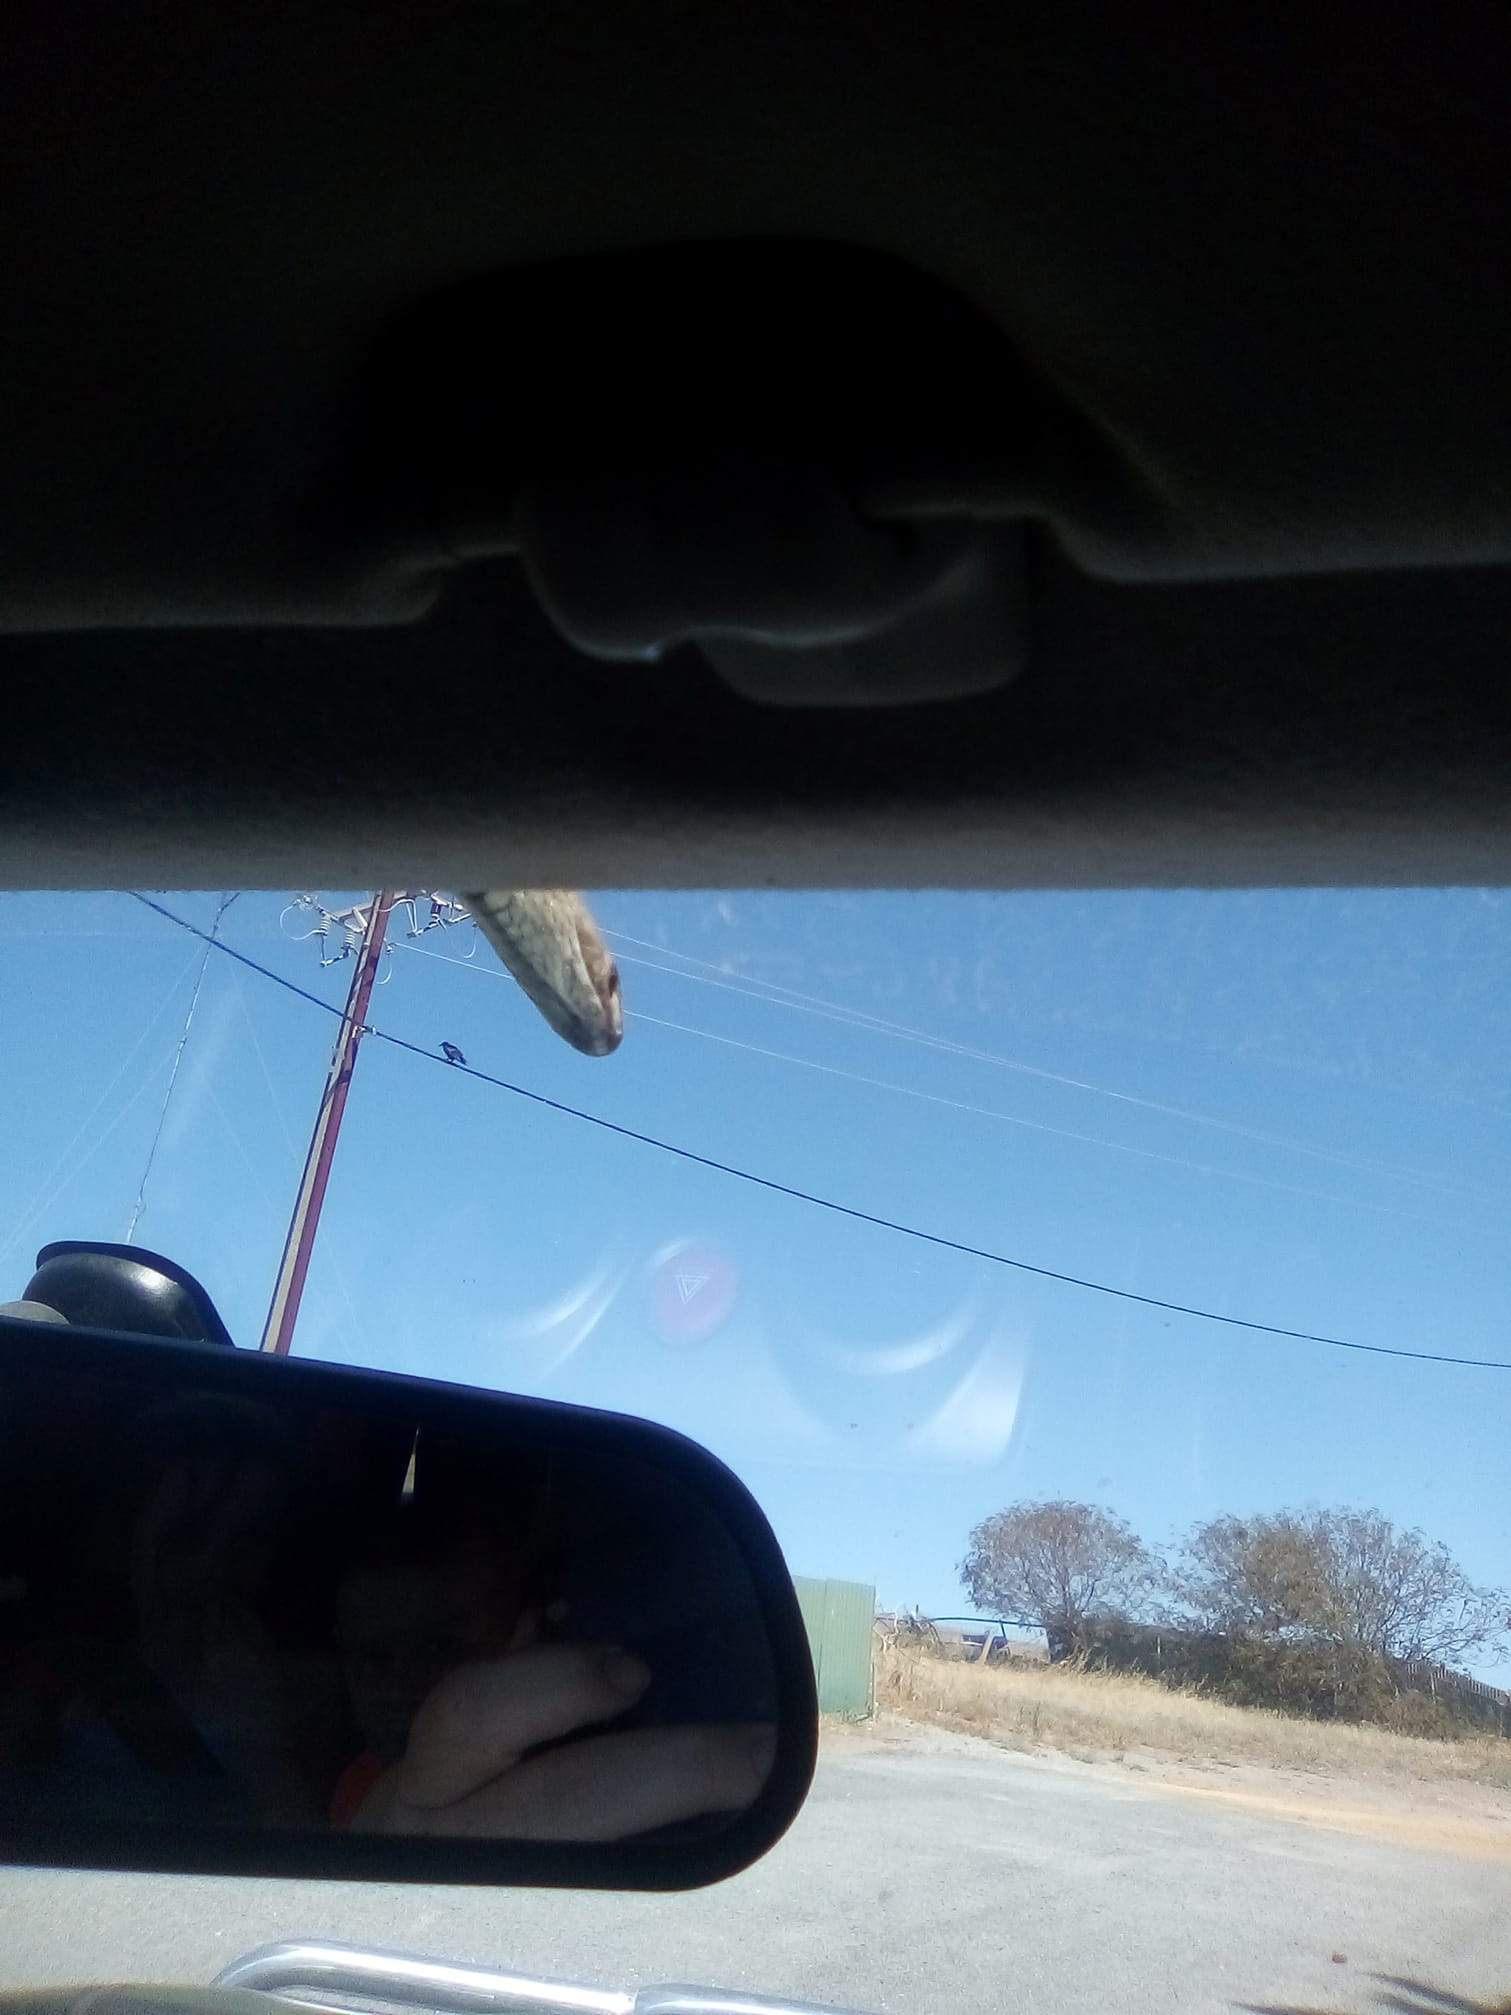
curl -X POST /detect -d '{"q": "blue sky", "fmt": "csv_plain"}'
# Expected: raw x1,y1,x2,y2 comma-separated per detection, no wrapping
2,888,1508,1673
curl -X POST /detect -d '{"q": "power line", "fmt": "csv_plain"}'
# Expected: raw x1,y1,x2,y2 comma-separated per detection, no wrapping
0,950,203,1272
599,928,1493,1207
621,1009,1464,1230
126,891,236,1242
394,936,1488,1226
129,893,1511,1374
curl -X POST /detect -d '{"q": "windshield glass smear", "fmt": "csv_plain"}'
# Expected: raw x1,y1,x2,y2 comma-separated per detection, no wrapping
2,888,1508,2015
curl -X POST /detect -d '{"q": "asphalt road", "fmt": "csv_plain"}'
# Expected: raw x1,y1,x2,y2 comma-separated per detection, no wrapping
2,1723,1508,2015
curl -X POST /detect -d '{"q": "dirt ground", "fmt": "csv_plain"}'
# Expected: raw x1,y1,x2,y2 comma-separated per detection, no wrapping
823,1708,1511,1860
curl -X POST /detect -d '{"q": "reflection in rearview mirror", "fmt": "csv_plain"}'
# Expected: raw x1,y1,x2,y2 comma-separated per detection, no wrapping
0,1321,815,1888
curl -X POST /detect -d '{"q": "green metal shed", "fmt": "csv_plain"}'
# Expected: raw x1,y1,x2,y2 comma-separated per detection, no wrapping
792,1574,876,1718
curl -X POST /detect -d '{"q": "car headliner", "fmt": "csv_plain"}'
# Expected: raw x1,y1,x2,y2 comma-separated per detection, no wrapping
4,5,1509,891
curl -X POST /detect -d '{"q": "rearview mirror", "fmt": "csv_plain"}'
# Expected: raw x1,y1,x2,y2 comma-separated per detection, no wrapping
0,1318,816,1889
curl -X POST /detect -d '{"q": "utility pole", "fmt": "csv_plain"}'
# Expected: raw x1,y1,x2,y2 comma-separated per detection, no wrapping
260,891,394,1355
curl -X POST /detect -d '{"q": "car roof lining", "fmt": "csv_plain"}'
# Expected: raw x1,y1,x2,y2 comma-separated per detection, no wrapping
7,554,1509,893
4,5,1510,891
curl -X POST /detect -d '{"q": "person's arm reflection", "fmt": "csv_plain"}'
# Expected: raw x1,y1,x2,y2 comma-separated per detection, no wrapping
347,1644,777,1840
331,1507,775,1840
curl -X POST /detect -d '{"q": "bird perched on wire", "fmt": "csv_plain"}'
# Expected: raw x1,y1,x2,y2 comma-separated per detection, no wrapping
440,1040,467,1067
447,889,624,1058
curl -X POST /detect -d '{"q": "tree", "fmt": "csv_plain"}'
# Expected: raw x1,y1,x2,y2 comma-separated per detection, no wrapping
1309,1507,1507,1667
1172,1506,1509,1669
959,1500,1156,1656
1168,1512,1330,1640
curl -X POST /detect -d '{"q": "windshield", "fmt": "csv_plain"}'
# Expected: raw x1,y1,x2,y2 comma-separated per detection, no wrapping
3,887,1508,2013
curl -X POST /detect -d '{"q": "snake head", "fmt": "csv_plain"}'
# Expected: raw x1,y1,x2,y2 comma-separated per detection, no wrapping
463,889,623,1057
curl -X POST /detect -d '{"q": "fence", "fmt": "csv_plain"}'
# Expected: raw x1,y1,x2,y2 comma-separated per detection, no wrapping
793,1575,876,1718
1392,1657,1511,1736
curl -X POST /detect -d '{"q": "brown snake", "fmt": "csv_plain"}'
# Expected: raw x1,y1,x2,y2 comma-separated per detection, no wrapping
453,890,623,1057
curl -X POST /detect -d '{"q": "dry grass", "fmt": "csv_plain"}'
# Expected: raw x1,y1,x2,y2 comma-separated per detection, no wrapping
875,1643,1511,1790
